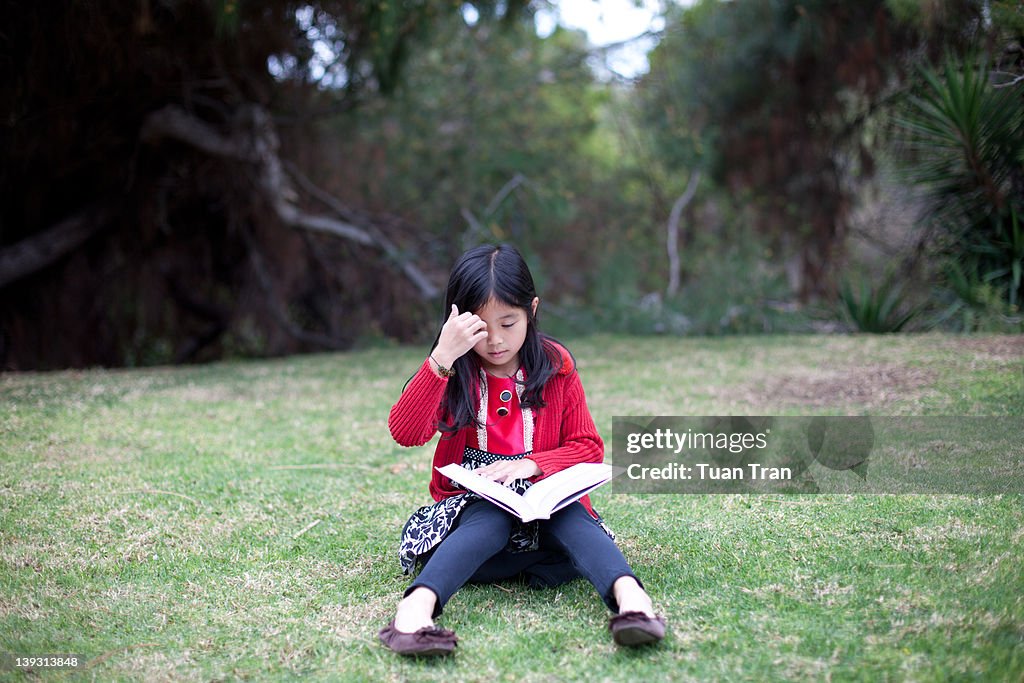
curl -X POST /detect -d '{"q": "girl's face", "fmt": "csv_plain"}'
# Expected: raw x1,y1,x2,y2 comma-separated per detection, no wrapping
471,296,539,377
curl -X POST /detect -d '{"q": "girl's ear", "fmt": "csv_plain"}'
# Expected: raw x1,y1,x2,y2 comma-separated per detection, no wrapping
531,297,539,319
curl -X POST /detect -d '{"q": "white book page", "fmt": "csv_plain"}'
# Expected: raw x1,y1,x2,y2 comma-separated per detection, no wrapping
437,462,613,522
522,463,613,514
436,463,538,519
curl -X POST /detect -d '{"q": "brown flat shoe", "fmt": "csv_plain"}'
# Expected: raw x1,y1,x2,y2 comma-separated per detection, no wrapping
378,620,458,657
608,611,667,646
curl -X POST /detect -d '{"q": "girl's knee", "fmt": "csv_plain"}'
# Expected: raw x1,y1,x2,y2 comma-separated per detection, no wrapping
459,503,514,540
546,502,592,533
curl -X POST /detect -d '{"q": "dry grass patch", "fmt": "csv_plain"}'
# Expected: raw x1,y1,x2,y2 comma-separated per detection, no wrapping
752,365,938,408
939,335,1024,361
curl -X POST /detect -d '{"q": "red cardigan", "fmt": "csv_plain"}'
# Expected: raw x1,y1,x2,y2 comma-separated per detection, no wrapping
388,343,604,518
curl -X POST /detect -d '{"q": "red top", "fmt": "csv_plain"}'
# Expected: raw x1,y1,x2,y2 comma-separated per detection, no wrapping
388,342,604,519
473,373,525,455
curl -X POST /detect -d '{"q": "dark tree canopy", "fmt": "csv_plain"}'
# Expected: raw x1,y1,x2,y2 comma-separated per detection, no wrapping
1,1,528,369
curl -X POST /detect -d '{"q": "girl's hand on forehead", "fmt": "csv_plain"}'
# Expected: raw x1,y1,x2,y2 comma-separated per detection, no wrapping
434,304,488,366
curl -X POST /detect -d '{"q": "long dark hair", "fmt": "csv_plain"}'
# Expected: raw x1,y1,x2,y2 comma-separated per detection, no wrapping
429,244,571,435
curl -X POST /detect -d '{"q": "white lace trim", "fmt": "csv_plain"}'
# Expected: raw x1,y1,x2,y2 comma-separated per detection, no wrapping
476,367,533,454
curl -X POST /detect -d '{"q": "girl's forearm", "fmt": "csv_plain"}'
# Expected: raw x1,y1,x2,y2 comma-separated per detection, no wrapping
389,358,447,446
530,435,604,476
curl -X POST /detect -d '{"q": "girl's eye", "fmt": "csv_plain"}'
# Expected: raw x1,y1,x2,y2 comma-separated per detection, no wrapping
502,323,515,328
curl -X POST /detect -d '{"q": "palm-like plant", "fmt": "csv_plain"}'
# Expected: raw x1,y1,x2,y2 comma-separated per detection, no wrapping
898,53,1024,329
838,276,917,333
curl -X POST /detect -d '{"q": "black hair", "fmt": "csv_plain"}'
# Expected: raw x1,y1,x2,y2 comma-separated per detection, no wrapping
428,243,572,435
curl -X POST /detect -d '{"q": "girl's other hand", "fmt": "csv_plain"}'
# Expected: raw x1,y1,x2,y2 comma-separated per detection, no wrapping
433,304,488,368
476,458,541,485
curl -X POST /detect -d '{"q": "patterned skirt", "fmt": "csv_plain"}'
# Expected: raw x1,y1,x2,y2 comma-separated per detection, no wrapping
398,447,614,574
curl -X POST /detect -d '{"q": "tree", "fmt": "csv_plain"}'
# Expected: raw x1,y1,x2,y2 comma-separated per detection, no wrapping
0,1,525,368
323,14,609,279
638,0,976,301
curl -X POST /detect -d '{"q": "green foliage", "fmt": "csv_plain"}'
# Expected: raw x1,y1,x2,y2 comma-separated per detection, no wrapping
884,0,922,26
990,0,1024,33
837,276,918,333
558,253,694,337
897,52,1024,324
212,0,242,36
885,0,1023,35
671,227,805,335
552,224,807,337
932,258,1024,332
638,0,921,300
323,11,686,333
334,16,606,256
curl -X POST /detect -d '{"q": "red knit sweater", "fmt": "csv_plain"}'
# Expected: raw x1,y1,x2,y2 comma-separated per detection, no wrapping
388,342,605,518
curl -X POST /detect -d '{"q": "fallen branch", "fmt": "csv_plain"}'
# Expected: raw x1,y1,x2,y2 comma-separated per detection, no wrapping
140,104,439,300
292,519,322,539
0,204,115,289
991,70,1024,89
275,202,375,246
284,161,439,299
140,106,253,161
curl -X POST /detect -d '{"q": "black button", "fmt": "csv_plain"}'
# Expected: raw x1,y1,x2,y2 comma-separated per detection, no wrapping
496,406,510,417
499,389,513,402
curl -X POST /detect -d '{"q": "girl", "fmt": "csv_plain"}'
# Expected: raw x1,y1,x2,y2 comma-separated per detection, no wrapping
379,244,666,656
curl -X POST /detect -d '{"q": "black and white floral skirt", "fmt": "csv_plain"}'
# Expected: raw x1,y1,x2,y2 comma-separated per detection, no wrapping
397,447,614,575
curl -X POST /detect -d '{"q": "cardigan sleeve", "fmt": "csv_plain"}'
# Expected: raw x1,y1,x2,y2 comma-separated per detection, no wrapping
529,370,604,477
388,358,448,447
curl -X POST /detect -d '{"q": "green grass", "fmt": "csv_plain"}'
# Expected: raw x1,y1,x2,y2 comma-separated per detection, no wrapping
1,333,1022,681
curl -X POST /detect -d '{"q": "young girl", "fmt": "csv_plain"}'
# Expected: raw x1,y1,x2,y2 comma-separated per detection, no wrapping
379,244,666,656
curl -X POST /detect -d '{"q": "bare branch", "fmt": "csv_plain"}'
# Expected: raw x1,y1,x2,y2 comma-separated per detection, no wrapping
0,204,115,289
140,104,440,299
140,106,253,161
484,173,531,217
460,207,486,235
991,71,1024,89
460,207,488,251
666,171,701,298
275,203,375,246
284,160,363,223
460,173,538,250
284,162,440,299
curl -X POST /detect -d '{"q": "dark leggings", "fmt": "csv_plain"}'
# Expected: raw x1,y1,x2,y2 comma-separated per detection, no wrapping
407,500,640,617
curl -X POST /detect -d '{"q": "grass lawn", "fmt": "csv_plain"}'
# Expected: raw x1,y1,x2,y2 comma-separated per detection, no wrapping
1,333,1022,681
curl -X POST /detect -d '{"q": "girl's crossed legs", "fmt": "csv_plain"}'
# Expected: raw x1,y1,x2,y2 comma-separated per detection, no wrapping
394,500,654,632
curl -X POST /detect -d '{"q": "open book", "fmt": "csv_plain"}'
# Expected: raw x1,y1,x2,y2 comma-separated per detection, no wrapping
436,462,614,523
